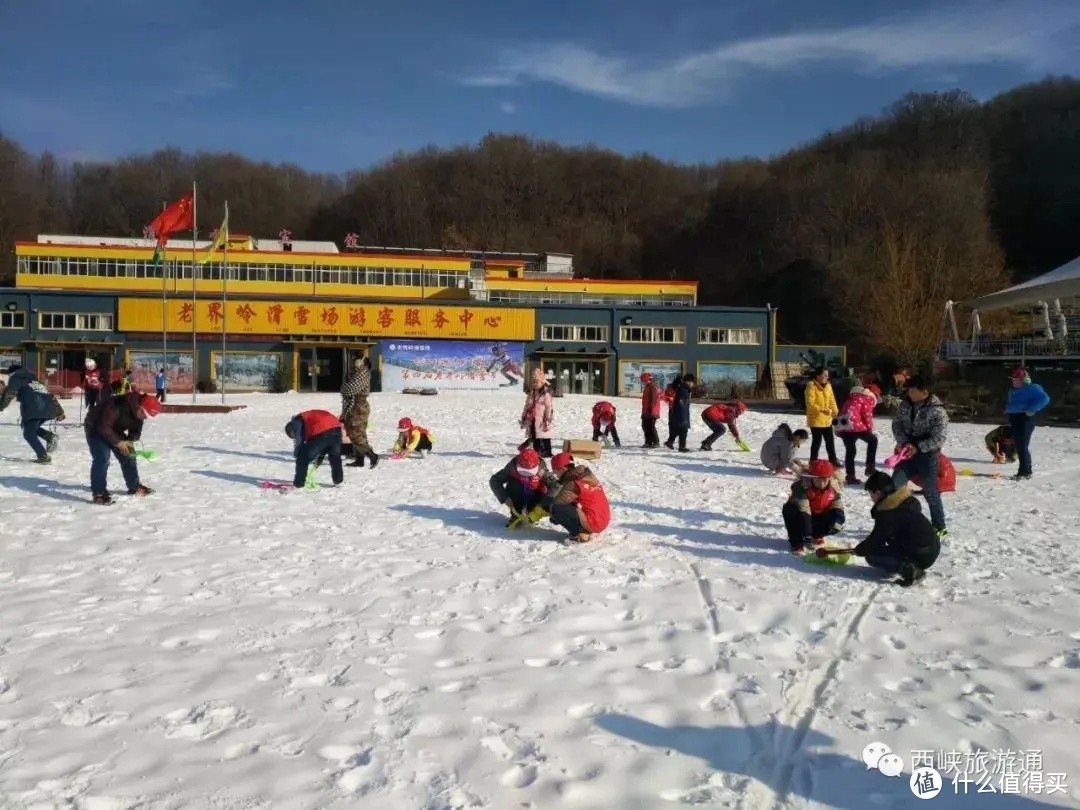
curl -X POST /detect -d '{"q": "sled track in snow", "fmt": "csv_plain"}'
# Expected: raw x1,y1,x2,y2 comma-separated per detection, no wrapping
738,580,883,809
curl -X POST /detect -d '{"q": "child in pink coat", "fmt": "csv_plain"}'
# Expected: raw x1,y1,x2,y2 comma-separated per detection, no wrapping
520,368,555,457
835,383,880,485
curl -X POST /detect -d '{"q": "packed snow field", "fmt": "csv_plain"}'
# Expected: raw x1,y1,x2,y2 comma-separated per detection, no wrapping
1,391,1078,809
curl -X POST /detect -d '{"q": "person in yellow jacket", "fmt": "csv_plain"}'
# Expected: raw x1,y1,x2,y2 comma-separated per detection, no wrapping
805,368,840,466
392,417,435,458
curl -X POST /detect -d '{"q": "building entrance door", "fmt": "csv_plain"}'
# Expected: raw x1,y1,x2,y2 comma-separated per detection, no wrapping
546,359,605,395
299,345,370,392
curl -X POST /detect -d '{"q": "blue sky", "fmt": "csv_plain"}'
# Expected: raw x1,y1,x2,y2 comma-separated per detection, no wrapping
1,0,1077,173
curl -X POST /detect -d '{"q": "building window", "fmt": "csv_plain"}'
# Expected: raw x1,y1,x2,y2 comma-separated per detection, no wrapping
698,327,762,345
39,312,114,331
619,326,685,344
0,311,27,329
541,324,609,342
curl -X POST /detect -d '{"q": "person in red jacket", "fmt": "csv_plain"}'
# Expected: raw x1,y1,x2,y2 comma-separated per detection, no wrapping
533,452,612,543
83,358,103,409
489,448,557,528
700,400,749,451
834,383,880,485
590,400,621,447
639,373,662,448
284,409,344,488
781,459,846,552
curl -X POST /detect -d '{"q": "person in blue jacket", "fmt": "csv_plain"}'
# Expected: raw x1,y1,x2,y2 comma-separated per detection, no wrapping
0,364,63,463
670,373,696,452
155,368,167,403
1004,367,1051,480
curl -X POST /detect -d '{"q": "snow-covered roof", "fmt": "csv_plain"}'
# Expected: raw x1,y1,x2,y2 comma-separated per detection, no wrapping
970,254,1080,310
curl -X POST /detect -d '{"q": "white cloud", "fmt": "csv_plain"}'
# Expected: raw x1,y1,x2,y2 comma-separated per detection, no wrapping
499,101,517,114
461,1,1080,107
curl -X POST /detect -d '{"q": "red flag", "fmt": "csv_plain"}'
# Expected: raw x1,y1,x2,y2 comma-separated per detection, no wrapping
146,191,194,246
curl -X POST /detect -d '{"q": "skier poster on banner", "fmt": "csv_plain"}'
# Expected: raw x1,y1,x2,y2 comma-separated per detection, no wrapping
380,340,525,391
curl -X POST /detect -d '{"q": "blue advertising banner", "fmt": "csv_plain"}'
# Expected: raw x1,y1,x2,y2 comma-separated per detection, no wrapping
380,340,525,391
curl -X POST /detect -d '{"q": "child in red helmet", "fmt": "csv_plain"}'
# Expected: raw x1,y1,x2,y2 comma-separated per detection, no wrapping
781,458,846,553
700,400,749,451
392,417,434,458
530,452,611,543
489,447,557,528
590,401,621,448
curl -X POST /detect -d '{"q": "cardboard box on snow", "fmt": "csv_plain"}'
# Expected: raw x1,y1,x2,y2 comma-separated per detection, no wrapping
563,439,602,460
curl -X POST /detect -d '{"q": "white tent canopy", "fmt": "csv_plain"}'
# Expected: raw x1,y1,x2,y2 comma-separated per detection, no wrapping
969,254,1080,311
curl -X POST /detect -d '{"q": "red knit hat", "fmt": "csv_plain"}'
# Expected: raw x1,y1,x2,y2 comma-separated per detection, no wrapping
516,448,541,470
398,416,413,430
808,459,835,478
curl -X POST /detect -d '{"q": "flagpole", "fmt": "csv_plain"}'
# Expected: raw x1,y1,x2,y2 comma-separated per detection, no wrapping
161,196,169,393
191,181,198,404
221,201,228,404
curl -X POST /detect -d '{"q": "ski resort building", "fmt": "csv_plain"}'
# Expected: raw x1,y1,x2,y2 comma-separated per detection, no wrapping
1,234,836,398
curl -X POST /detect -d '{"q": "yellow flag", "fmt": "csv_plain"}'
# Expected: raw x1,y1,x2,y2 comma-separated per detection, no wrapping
199,209,229,263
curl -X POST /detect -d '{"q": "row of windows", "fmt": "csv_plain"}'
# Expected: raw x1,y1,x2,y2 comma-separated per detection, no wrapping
18,257,468,288
488,290,695,307
616,326,763,345
0,312,26,329
38,312,114,331
540,324,609,342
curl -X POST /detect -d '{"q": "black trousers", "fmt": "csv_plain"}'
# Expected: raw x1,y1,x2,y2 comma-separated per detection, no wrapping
592,425,621,446
701,416,727,448
296,427,343,487
810,426,839,465
641,415,660,447
841,431,878,479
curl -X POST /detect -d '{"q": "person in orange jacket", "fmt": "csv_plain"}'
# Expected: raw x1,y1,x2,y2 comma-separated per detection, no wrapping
639,372,662,448
284,409,344,488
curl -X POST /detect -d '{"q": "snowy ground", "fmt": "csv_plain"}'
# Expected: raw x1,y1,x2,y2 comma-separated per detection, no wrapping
1,390,1078,810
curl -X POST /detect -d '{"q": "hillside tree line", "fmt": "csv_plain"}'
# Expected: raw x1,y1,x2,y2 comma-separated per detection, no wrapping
1,77,1078,364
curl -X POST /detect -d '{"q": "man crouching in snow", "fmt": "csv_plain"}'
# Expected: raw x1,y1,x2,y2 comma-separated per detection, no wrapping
530,452,612,543
285,409,344,488
851,472,940,586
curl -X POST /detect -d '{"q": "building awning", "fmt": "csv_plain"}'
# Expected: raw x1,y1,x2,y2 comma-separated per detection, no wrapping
532,346,612,357
969,255,1080,311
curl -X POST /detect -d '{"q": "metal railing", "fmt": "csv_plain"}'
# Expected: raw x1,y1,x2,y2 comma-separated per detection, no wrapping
942,337,1080,360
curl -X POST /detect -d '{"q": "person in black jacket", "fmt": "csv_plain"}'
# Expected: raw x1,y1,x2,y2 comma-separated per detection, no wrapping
85,389,160,504
0,364,63,463
853,472,940,586
665,373,695,452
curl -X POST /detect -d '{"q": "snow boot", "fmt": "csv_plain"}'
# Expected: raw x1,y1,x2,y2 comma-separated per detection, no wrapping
846,476,861,486
45,431,59,454
129,485,153,496
897,562,925,587
367,450,379,469
93,492,115,505
349,455,365,467
34,454,51,464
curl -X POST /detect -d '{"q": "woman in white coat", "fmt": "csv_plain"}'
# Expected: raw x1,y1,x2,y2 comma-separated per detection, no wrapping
520,368,555,457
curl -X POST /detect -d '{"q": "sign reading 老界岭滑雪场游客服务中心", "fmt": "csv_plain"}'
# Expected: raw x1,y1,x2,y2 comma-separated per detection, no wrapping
117,299,535,341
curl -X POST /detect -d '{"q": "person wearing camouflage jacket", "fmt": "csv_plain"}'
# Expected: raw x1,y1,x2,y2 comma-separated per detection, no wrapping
340,355,378,468
889,376,949,534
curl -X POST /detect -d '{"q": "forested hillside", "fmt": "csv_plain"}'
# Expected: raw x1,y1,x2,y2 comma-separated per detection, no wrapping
2,77,1077,362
